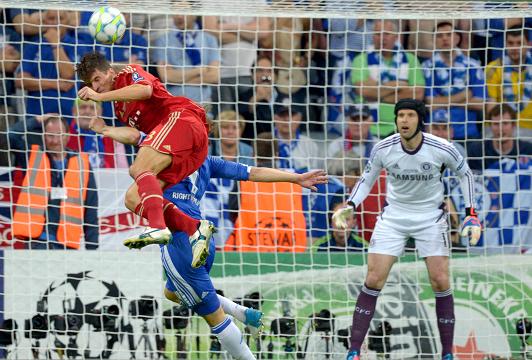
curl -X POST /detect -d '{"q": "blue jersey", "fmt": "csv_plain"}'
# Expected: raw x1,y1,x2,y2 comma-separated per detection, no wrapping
161,156,250,316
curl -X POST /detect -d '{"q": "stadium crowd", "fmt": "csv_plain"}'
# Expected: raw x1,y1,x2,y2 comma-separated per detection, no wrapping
0,7,531,253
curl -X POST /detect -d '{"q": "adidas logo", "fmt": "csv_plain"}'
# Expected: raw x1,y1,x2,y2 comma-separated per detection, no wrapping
163,145,172,151
392,163,400,169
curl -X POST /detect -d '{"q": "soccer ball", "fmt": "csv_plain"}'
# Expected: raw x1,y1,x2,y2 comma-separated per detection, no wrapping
88,7,126,44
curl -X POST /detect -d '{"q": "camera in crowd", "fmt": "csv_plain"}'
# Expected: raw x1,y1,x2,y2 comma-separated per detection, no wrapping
24,314,48,340
516,318,532,356
53,313,83,336
129,296,158,319
234,291,262,311
162,306,191,331
85,305,119,332
259,75,272,84
312,309,334,333
0,319,18,346
368,321,392,357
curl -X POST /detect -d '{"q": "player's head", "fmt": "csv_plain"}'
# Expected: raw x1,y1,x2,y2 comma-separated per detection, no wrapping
394,98,426,141
76,52,114,93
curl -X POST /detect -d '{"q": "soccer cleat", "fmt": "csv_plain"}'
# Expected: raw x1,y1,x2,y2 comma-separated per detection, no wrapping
123,227,172,249
442,354,454,360
189,220,216,268
244,308,264,338
346,351,360,360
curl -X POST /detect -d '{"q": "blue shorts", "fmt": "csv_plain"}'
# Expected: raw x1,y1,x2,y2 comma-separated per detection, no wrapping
161,232,219,316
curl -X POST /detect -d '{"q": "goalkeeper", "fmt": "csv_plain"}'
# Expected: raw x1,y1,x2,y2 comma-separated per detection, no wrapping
333,99,480,360
89,119,327,360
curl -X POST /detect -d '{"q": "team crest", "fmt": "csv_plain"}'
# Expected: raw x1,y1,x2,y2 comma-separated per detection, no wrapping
364,162,372,173
421,162,432,172
132,72,144,83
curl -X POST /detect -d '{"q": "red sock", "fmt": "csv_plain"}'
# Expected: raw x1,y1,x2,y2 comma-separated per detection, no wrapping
163,199,200,236
135,171,166,229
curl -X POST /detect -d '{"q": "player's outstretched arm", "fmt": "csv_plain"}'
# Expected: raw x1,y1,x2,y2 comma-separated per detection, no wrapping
89,117,141,145
248,167,328,192
78,83,152,102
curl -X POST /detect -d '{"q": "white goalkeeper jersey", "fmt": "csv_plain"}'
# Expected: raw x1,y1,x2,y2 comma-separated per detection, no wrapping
348,133,475,211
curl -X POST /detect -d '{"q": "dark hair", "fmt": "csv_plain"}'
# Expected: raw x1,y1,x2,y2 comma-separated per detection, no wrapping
254,132,278,165
76,51,111,84
487,103,517,121
436,21,462,47
506,24,528,42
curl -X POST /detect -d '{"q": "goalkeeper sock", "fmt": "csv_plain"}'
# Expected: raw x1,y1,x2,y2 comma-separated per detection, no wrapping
435,289,455,355
135,171,166,229
163,199,200,236
212,317,254,360
217,295,247,324
350,283,381,351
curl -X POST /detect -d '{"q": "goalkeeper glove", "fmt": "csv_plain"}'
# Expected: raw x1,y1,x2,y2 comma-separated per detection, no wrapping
332,203,355,229
461,208,481,246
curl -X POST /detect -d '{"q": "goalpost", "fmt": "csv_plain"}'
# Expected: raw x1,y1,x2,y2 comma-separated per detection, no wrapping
0,1,531,359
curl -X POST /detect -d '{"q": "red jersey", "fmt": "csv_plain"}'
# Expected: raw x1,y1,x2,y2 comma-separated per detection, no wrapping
112,64,205,133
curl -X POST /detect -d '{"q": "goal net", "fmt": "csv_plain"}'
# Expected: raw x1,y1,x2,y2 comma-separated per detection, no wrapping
0,1,531,358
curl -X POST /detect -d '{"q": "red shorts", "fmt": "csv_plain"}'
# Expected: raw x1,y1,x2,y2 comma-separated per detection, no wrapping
140,109,208,187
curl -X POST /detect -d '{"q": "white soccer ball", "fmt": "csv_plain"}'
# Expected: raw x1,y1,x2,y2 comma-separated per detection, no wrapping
88,7,126,44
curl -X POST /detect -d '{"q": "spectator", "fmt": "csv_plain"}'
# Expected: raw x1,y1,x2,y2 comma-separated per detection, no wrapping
273,99,322,173
238,55,276,139
11,115,98,249
423,21,485,141
15,10,76,118
209,110,254,166
312,201,366,252
351,19,425,138
203,110,254,246
0,11,21,166
204,12,270,114
154,13,220,105
326,18,374,133
486,25,532,139
327,104,376,164
67,99,129,169
425,108,466,157
467,104,532,171
264,17,310,98
238,55,307,141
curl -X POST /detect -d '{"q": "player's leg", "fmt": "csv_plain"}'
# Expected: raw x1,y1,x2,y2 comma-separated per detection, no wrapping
425,256,454,359
415,212,454,359
204,308,256,360
348,211,406,359
131,111,215,267
129,145,172,229
163,288,263,336
161,240,255,359
347,253,395,359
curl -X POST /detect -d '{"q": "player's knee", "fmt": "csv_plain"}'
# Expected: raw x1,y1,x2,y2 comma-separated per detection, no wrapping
429,272,450,291
124,187,137,211
164,288,180,304
365,272,386,290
